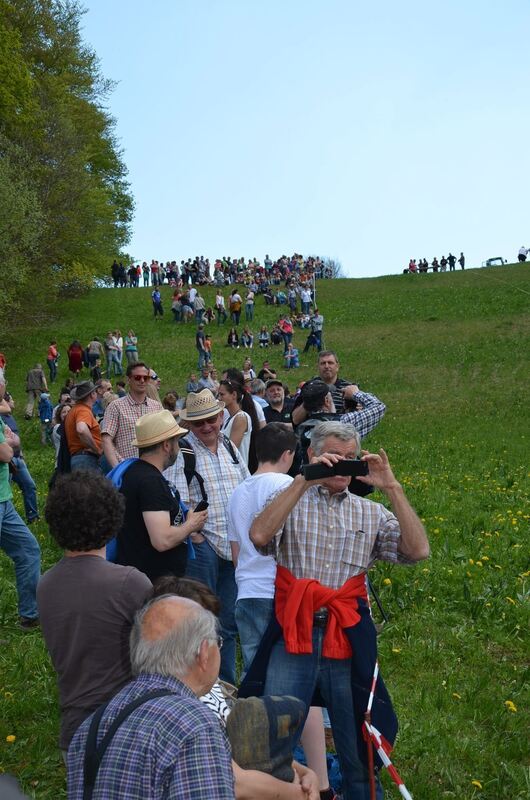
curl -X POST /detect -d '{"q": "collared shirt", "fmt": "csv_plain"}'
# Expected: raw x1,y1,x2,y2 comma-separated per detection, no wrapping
304,376,351,414
165,431,250,560
340,390,386,439
101,394,162,461
269,486,414,589
67,673,234,800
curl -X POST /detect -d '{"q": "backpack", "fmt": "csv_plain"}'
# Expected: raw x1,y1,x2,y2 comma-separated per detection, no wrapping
178,435,239,503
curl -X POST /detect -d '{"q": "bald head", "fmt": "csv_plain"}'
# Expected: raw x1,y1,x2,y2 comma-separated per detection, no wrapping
130,595,218,688
140,596,202,643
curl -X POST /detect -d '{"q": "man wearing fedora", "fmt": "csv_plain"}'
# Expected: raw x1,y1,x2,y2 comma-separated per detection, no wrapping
117,410,208,582
165,389,250,684
64,381,103,472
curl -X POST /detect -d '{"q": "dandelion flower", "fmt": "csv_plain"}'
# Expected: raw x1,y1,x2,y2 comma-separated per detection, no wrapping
471,780,483,789
4,691,13,699
6,734,16,743
504,700,517,712
505,597,516,605
452,692,461,700
383,578,392,586
392,648,401,654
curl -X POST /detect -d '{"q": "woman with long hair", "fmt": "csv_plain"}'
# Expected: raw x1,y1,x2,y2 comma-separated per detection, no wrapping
67,340,84,377
218,378,258,471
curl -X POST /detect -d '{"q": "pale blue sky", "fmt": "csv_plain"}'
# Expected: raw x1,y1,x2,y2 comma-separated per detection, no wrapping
82,0,530,277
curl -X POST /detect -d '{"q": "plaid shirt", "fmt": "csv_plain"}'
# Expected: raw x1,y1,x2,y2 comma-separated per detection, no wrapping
165,432,250,560
269,486,415,589
101,394,162,460
67,673,234,800
340,390,386,439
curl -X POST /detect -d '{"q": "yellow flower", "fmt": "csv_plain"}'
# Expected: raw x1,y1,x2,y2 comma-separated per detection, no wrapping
392,648,401,654
504,700,517,712
476,561,483,567
452,692,461,700
383,578,392,586
5,735,16,743
471,779,483,789
469,558,474,565
4,691,13,699
505,597,516,605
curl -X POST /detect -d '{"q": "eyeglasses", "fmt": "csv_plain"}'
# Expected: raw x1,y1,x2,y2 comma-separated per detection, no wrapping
131,374,151,382
216,635,224,649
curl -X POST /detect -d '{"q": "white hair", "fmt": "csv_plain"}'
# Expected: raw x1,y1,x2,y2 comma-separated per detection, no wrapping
309,421,361,457
130,596,218,680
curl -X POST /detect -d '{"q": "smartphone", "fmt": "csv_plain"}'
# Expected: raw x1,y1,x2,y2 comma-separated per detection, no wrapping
194,500,209,512
303,459,369,481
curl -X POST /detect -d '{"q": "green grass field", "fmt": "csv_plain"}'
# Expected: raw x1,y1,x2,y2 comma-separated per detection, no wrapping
1,264,529,799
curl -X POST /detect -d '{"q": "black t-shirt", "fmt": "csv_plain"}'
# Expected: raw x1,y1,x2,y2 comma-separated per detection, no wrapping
117,460,187,581
264,399,294,424
292,376,352,414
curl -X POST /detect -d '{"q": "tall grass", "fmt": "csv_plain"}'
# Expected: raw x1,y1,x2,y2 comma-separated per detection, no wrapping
0,264,528,799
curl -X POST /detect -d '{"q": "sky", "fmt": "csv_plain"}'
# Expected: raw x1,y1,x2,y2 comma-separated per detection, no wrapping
82,0,530,278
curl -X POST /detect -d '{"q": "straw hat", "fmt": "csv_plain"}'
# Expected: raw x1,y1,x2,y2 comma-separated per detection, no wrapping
178,389,225,421
131,410,187,447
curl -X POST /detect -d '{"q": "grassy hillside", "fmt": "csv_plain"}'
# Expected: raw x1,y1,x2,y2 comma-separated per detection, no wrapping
0,264,529,799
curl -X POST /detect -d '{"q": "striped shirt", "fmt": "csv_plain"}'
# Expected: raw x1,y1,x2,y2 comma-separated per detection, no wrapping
101,394,162,461
165,432,250,560
270,485,415,589
67,673,234,800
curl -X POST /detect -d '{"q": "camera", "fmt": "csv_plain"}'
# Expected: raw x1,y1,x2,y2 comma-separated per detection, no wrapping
302,459,369,481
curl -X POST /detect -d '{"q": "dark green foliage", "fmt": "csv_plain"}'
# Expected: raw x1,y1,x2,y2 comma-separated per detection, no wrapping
0,0,133,335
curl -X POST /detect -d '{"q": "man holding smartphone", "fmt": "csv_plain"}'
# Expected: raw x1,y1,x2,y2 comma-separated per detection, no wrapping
116,411,207,582
249,421,429,800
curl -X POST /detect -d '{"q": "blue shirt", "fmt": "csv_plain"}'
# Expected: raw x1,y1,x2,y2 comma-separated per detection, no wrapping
67,672,234,799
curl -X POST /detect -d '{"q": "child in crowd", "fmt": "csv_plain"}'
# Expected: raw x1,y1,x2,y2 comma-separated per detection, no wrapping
204,335,213,364
186,373,200,393
38,392,54,445
90,358,102,383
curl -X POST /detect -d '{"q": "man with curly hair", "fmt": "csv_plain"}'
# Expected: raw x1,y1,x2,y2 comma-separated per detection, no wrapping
37,471,152,757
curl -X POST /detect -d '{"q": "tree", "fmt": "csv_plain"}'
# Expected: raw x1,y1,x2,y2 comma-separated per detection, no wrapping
0,0,134,333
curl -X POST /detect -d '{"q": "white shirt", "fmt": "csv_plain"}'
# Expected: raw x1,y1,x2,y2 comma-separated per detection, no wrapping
228,472,293,599
222,410,251,466
189,287,198,303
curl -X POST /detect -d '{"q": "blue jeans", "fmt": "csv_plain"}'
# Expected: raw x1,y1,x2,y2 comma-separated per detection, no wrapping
70,453,103,472
10,457,38,522
235,597,274,673
185,538,237,684
245,304,254,321
264,629,384,800
47,358,57,382
0,500,40,619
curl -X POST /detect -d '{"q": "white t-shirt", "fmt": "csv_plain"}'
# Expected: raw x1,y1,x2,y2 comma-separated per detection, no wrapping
222,410,251,466
189,287,198,304
228,472,293,599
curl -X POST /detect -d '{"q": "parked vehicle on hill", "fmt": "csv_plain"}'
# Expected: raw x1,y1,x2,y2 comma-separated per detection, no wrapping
481,257,506,267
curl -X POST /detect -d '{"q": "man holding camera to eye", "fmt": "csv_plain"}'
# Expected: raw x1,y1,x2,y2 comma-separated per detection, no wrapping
101,362,162,468
249,421,429,800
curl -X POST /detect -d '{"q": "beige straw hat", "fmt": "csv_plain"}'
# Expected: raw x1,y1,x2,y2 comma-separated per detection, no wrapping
178,389,225,421
131,410,188,447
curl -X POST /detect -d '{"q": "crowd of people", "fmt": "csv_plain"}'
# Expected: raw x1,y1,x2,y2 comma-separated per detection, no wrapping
112,252,335,290
404,252,465,273
0,278,430,800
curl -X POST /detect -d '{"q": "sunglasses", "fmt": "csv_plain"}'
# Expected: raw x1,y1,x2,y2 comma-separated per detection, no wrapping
131,374,151,382
190,414,219,427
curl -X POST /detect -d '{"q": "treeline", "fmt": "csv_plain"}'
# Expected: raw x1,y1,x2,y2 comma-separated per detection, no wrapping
0,0,133,331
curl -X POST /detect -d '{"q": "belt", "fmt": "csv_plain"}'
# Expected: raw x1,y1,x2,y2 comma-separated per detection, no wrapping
77,450,98,457
313,609,328,628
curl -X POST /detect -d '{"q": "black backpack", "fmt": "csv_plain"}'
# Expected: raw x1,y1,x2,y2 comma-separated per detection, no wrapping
179,435,239,502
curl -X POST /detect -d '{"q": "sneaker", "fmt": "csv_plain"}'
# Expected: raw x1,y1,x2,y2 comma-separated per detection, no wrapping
19,616,40,630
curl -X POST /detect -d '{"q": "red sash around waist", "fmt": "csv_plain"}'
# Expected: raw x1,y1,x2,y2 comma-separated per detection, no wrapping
274,564,368,659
